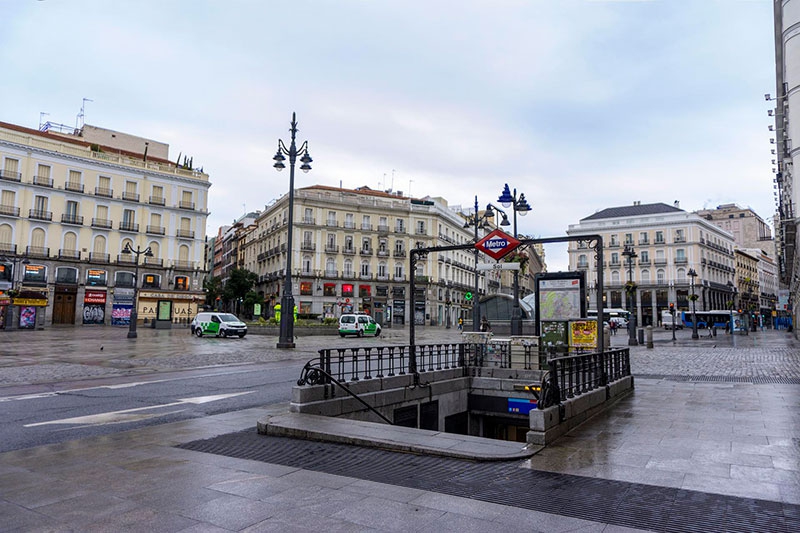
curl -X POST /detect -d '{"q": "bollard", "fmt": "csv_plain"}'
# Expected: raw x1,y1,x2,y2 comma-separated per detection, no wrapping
604,326,611,349
646,325,653,349
637,327,644,345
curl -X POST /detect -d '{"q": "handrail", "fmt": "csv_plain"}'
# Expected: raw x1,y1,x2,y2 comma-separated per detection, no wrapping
297,360,393,425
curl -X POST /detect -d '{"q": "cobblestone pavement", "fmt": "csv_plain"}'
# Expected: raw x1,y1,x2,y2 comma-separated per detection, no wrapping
1,325,798,386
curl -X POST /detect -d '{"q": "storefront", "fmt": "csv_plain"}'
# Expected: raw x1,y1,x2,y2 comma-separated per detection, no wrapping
82,290,107,325
12,290,49,329
136,290,203,325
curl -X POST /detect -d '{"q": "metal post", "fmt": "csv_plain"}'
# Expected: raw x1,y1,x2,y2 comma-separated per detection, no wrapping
472,196,481,332
623,245,638,346
273,113,312,349
689,268,699,339
128,260,139,338
510,198,522,335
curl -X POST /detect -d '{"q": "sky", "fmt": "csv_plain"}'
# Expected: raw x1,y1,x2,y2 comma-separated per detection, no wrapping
1,0,779,270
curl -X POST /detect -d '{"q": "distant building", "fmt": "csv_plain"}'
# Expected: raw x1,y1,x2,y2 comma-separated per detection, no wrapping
695,204,773,253
567,202,735,327
0,119,210,329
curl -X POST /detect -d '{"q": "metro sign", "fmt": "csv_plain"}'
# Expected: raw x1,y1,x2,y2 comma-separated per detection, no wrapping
475,229,520,260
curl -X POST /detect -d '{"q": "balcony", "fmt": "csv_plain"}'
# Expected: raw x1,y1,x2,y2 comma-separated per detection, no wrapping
176,229,195,239
377,224,390,232
653,259,667,266
343,221,356,229
324,245,339,253
58,249,81,260
92,218,113,229
29,209,53,221
393,275,406,282
178,201,195,210
149,196,166,206
64,182,84,193
95,187,113,198
675,257,688,264
342,247,356,255
325,220,338,227
324,269,338,278
361,223,373,231
638,259,651,266
359,273,373,280
144,256,163,267
117,253,136,264
146,225,165,235
33,175,54,188
26,246,49,258
638,239,649,246
89,252,110,263
122,192,140,202
377,249,390,257
0,169,22,182
0,205,20,217
0,243,16,254
300,242,316,251
173,260,195,270
393,250,407,258
607,242,619,248
300,217,315,225
674,237,686,243
119,222,140,233
654,238,665,244
394,226,406,234
359,248,373,256
415,229,428,235
376,274,390,281
577,262,589,269
341,271,356,280
61,214,84,225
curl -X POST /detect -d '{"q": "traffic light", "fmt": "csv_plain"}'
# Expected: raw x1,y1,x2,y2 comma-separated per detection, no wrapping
669,302,675,315
738,309,743,314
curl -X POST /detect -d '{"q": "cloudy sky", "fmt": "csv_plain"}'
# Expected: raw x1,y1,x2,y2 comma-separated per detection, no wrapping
2,0,778,269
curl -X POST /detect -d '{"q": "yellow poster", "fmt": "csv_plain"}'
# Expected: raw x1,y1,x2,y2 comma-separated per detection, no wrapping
569,320,598,349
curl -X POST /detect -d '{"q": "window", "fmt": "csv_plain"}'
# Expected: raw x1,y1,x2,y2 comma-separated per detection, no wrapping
323,283,336,296
325,257,336,276
676,249,686,262
360,261,370,276
359,285,371,297
343,259,353,276
378,262,387,277
396,219,406,232
302,256,311,274
34,195,48,213
677,268,686,281
577,254,588,267
3,158,19,174
416,220,426,234
23,264,47,283
656,269,665,283
152,185,164,200
37,164,51,180
362,215,371,230
655,231,664,244
327,211,336,225
180,217,191,231
86,269,107,286
641,269,650,283
640,250,649,262
125,181,137,194
96,205,108,220
68,170,81,187
639,232,648,244
611,252,619,264
300,281,313,295
675,229,685,242
344,236,354,251
98,176,111,190
123,209,135,226
303,231,312,247
304,208,313,223
611,271,620,283
395,263,404,278
1,190,14,208
115,271,135,288
394,240,405,253
174,276,189,290
327,233,336,247
361,237,371,251
56,267,78,284
624,233,633,245
345,213,354,228
610,234,618,246
142,274,161,289
342,284,354,297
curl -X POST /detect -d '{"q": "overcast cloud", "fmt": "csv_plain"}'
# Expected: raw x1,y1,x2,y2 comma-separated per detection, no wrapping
1,0,778,269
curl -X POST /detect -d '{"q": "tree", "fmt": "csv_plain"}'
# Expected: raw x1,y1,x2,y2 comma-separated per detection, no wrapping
224,269,258,302
203,276,223,307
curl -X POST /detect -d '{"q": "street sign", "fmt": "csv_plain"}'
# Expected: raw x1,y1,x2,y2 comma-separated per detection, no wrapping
475,229,520,260
476,263,520,271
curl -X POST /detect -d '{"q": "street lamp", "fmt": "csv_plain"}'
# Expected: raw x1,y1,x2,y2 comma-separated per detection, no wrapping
0,255,30,327
622,244,638,346
463,196,502,331
121,243,153,339
445,289,451,329
273,112,312,349
497,184,531,335
688,268,699,339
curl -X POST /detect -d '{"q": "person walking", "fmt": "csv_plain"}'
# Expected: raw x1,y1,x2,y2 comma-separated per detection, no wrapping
480,316,491,332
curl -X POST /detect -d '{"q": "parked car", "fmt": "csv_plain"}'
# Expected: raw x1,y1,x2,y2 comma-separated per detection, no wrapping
191,312,248,338
338,313,381,337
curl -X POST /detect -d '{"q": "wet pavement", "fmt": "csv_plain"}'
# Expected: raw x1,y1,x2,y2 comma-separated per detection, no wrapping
0,326,798,531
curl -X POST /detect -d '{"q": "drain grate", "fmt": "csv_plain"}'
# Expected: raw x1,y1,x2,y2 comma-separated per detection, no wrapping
177,430,799,533
635,374,800,385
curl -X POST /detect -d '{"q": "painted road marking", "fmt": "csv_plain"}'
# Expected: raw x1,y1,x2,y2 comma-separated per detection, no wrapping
23,392,255,427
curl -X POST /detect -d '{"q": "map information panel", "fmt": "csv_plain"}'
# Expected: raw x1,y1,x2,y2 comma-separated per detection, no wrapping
539,278,582,321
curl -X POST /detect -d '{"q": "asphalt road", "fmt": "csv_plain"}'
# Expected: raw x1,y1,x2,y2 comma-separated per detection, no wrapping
0,360,299,453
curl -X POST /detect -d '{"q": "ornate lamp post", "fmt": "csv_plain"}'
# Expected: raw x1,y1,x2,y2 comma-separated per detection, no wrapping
445,288,451,329
0,254,30,327
497,184,531,335
272,113,312,349
688,268,699,339
622,244,638,346
726,280,737,341
462,196,500,331
121,243,152,339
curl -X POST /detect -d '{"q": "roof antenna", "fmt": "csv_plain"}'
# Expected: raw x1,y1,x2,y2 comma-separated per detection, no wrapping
75,97,93,131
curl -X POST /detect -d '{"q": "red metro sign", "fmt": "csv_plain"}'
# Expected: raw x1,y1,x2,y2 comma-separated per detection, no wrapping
475,229,520,260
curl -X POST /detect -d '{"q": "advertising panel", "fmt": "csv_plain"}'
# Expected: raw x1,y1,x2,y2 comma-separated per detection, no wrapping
19,306,37,328
540,320,569,353
112,304,132,326
86,269,107,286
569,320,598,349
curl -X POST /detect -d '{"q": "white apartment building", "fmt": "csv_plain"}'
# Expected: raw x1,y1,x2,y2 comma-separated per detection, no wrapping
241,185,498,327
567,202,736,327
0,120,210,329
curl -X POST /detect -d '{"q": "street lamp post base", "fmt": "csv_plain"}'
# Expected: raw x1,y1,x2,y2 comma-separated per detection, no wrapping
510,318,523,336
127,331,137,339
276,340,296,349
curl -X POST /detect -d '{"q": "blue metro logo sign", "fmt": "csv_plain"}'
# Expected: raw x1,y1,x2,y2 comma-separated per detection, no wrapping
475,229,520,261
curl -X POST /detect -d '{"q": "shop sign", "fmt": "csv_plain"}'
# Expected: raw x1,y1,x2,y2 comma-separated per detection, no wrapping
113,288,135,302
23,264,47,283
12,298,48,307
87,269,107,286
138,291,197,300
84,290,107,304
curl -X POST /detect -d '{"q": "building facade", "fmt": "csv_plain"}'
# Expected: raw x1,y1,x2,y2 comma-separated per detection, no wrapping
567,202,736,327
772,0,798,333
240,185,513,327
0,120,210,329
695,203,774,251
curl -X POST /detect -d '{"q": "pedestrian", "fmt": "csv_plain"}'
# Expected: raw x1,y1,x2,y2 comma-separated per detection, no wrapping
457,317,463,330
480,316,491,332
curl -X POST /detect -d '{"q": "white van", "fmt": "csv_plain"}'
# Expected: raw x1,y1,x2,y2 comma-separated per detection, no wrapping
191,312,248,338
661,310,683,330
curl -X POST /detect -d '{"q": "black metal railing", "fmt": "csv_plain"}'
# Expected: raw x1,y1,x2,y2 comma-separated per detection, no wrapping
541,348,631,409
301,343,465,385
